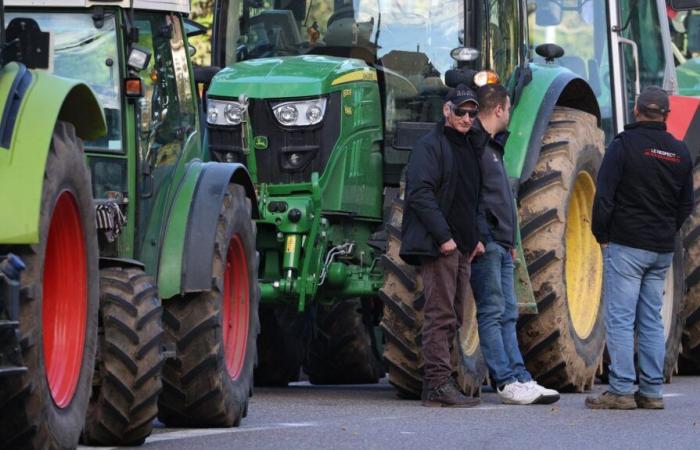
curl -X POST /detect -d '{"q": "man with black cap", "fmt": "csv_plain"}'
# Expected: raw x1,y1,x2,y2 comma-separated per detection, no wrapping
399,84,485,407
587,86,694,410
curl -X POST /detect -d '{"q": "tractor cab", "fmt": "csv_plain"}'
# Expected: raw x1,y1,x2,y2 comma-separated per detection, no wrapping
4,0,200,262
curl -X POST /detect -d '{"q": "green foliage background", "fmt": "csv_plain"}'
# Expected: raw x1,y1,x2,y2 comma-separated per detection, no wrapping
191,0,215,65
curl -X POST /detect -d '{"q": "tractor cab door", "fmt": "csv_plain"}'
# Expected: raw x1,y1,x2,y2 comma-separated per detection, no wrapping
608,0,676,131
131,11,199,260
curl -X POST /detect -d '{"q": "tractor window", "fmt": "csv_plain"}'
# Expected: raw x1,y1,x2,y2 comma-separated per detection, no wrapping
134,12,198,248
527,0,614,141
5,11,123,152
484,0,520,81
618,0,667,122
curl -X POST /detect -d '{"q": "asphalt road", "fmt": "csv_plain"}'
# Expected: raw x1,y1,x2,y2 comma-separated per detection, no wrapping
83,376,700,450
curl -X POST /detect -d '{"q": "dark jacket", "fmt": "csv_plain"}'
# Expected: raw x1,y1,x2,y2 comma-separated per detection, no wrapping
399,124,481,265
471,121,517,248
591,121,694,253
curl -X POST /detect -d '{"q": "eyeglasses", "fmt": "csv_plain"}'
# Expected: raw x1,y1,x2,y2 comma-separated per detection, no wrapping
452,107,478,118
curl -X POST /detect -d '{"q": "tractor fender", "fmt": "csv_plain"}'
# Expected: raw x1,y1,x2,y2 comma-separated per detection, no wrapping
158,161,257,299
0,63,106,244
504,64,600,184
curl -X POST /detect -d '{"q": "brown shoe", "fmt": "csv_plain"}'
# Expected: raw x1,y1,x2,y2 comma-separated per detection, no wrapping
634,392,664,409
585,391,637,410
422,379,480,408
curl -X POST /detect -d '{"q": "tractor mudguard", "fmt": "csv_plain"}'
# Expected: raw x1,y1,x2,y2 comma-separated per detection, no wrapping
667,95,700,163
158,161,257,299
0,63,106,244
504,64,600,183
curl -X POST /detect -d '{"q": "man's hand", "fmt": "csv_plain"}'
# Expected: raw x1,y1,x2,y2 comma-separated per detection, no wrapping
469,241,485,262
511,248,517,260
600,243,608,249
440,239,457,256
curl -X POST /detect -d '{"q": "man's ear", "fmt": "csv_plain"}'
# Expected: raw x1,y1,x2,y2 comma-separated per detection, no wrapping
443,103,451,119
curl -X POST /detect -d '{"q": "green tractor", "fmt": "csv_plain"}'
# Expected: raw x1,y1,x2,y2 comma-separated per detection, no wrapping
205,0,595,395
1,0,260,447
0,2,106,448
206,0,696,396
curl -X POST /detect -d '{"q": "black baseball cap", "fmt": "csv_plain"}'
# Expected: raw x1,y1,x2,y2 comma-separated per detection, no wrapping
444,84,479,107
637,86,670,114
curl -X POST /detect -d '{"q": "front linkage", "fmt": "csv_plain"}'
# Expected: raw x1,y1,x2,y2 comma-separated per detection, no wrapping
257,173,384,311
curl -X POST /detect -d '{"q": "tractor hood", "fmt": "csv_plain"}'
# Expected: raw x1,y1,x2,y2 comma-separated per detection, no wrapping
208,55,373,99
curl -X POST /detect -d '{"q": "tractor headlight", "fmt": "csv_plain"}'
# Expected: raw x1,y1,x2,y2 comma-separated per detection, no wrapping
207,99,244,126
272,98,327,126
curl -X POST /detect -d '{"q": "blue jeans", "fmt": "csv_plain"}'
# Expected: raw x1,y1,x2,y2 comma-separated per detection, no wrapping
604,242,673,398
470,242,532,387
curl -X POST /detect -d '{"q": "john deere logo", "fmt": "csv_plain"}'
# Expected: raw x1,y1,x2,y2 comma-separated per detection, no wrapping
254,136,268,150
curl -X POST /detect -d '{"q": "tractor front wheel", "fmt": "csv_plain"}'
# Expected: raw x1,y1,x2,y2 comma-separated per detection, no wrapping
158,184,259,427
82,267,163,446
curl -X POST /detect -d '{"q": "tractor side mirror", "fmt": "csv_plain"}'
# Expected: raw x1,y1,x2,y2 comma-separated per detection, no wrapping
3,18,51,69
194,66,222,86
535,0,562,27
184,19,208,38
670,0,700,10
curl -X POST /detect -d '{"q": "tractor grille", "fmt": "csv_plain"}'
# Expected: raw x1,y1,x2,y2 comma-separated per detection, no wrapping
208,93,341,184
208,126,245,163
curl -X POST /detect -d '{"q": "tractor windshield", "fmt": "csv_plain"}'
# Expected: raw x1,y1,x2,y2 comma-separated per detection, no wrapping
527,0,614,139
5,11,122,152
218,1,519,81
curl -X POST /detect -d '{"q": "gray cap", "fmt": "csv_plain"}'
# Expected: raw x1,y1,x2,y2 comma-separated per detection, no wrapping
637,86,670,114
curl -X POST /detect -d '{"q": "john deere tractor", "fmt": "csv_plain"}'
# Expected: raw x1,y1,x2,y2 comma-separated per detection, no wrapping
2,0,260,447
205,0,699,396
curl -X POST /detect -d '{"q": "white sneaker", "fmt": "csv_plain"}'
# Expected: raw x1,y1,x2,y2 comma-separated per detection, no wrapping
497,381,541,405
522,380,560,404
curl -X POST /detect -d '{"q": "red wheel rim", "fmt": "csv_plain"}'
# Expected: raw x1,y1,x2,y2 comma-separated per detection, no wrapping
222,234,250,379
42,191,88,408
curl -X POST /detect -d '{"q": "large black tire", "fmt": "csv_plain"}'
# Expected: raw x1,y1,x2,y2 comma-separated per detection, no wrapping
661,239,685,381
0,122,99,449
380,192,487,399
680,163,700,374
516,107,606,392
82,267,163,446
304,298,385,385
158,184,259,427
254,305,305,386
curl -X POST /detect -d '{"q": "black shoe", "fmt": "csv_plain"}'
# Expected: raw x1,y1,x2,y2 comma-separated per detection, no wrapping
422,380,480,408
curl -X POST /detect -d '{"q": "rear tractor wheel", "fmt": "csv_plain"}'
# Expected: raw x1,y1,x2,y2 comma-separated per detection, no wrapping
517,107,606,392
0,122,99,449
380,190,486,399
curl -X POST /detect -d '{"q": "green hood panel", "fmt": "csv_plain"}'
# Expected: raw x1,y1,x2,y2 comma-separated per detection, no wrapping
208,56,371,98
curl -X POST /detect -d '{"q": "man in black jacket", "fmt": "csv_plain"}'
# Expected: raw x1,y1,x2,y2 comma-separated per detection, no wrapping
587,86,694,410
470,84,560,405
400,84,484,407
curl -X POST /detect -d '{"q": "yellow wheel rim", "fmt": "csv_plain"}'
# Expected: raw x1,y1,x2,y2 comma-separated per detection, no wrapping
460,295,480,356
565,171,603,340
